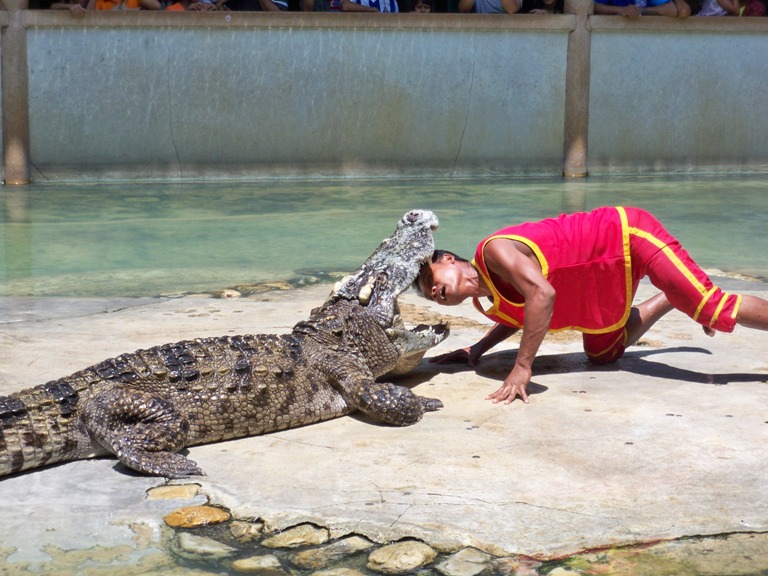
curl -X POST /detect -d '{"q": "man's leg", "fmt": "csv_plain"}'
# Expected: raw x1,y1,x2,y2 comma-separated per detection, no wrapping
625,207,740,333
734,295,768,331
624,292,674,347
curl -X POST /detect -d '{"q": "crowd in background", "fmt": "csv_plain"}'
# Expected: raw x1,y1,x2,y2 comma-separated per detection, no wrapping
39,0,767,19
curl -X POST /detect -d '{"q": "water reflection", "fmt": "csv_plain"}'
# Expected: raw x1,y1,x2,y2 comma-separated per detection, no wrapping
1,176,766,297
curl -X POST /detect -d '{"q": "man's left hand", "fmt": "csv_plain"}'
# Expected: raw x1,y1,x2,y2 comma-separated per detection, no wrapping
486,364,531,404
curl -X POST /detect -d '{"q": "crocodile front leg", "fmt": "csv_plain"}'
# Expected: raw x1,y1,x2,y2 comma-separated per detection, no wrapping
318,352,443,426
82,388,203,478
358,381,443,426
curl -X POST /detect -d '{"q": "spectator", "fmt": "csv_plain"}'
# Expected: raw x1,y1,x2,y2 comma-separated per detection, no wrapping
521,0,562,12
594,0,690,15
742,0,766,14
696,0,739,14
50,0,94,13
341,0,399,11
459,0,520,13
411,0,432,10
258,0,289,9
302,0,341,10
96,0,161,9
166,0,229,9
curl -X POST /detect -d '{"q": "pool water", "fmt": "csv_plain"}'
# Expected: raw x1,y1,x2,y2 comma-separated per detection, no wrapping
1,175,766,298
1,175,767,576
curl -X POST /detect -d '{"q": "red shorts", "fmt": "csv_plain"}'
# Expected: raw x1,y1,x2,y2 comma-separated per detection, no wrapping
584,207,741,365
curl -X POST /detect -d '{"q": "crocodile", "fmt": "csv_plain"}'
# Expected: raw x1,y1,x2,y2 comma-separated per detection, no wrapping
0,209,448,478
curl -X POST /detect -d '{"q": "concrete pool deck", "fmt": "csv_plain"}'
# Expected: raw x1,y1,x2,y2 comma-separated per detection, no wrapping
1,278,767,570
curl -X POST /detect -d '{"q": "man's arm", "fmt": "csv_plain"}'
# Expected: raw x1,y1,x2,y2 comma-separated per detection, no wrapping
430,322,518,366
341,0,379,11
483,238,555,404
593,1,641,14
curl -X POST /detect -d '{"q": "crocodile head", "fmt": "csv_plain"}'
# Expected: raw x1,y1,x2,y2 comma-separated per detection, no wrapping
325,209,449,375
328,209,440,327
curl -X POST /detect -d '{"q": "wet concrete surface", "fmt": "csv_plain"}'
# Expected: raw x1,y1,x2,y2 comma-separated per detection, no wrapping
1,279,766,570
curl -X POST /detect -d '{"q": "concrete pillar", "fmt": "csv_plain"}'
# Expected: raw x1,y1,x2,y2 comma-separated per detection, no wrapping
2,0,31,185
562,0,592,178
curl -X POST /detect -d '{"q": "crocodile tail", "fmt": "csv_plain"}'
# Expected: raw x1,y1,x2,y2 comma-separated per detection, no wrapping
0,381,93,477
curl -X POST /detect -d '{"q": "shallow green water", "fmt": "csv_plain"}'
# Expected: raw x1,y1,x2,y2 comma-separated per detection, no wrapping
1,175,766,297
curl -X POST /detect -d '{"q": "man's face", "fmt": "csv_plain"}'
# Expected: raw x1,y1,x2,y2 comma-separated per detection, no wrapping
418,254,465,306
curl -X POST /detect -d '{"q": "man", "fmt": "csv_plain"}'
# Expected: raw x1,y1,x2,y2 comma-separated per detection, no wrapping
592,0,691,16
458,0,520,13
341,0,399,11
416,206,768,405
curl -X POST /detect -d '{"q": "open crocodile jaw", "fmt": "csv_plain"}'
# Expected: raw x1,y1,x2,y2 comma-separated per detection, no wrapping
328,209,439,327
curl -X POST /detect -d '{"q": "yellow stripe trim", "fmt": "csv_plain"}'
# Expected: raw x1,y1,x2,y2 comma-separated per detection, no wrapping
709,292,730,328
732,294,742,322
627,225,709,296
585,329,627,359
564,207,632,334
471,232,551,330
693,287,718,322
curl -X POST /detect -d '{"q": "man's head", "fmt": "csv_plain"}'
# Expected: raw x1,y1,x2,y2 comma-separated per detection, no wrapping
414,249,472,306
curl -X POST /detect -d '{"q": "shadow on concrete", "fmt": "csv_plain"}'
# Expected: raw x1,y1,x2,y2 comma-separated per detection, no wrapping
394,346,767,389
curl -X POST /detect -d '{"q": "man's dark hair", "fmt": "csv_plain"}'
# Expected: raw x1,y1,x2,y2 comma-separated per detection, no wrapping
430,249,468,263
412,249,468,297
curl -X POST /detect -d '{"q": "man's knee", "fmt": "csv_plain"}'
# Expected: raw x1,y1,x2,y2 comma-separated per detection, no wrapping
586,347,625,365
583,329,627,365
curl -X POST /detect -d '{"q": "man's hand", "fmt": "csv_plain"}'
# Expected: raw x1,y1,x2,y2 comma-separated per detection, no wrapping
617,4,641,15
429,346,482,367
486,364,531,404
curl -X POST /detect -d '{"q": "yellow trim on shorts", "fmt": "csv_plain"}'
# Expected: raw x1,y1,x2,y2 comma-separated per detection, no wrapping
693,287,718,323
626,223,709,297
585,329,627,359
710,291,740,329
732,294,742,322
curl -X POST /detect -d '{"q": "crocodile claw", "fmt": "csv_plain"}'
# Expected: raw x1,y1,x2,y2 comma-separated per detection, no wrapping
419,397,444,413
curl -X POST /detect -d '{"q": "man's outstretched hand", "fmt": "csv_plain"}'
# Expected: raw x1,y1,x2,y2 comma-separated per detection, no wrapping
429,347,483,367
430,347,532,405
486,365,531,404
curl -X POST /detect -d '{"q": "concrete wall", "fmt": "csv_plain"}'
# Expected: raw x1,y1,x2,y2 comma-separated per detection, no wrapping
25,22,570,180
2,7,768,183
589,20,768,173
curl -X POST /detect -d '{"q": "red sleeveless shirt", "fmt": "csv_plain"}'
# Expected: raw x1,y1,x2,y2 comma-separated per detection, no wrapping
472,206,633,334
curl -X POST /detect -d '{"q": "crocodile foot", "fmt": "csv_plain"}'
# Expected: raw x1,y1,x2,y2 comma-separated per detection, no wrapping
116,448,206,478
419,396,444,413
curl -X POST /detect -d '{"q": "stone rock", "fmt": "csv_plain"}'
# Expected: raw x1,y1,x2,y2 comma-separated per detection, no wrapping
163,505,231,528
489,556,543,576
262,524,331,549
311,569,367,576
366,541,438,575
145,484,201,500
231,554,287,575
214,289,241,299
652,533,768,576
171,532,236,561
230,520,266,542
436,548,492,576
290,535,376,569
547,568,581,576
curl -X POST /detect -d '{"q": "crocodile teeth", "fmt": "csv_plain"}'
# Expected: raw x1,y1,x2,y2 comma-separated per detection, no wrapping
332,275,353,296
358,280,374,304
